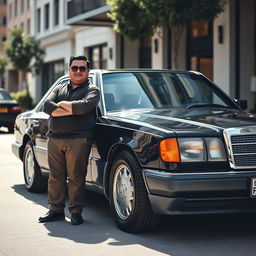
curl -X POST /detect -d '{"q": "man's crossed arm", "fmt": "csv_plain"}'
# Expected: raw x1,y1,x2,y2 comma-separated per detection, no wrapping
51,101,72,117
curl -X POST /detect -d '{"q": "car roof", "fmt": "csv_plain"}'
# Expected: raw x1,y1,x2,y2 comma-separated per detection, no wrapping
91,69,196,74
59,69,201,80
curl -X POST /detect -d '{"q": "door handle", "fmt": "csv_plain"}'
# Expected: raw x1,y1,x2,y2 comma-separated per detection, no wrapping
31,121,39,128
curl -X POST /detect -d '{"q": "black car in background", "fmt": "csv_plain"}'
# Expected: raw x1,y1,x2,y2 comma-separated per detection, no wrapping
11,70,256,232
0,88,22,132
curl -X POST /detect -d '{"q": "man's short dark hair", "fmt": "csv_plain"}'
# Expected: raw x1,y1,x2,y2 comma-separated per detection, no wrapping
69,55,90,69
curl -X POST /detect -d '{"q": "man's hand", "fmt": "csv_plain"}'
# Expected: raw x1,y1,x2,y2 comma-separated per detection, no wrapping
57,101,73,113
51,105,72,117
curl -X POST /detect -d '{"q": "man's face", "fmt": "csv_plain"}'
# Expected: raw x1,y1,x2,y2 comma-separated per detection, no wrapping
69,60,89,86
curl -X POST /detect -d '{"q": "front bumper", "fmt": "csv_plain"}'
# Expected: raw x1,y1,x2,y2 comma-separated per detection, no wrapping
11,142,23,160
142,169,256,215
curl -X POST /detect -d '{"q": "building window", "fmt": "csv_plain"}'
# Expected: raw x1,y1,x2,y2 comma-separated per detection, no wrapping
14,0,17,16
8,4,12,20
1,16,6,25
44,3,49,30
42,60,65,95
67,0,105,19
27,0,29,9
21,22,24,32
37,8,41,33
27,18,30,34
21,0,24,13
88,44,108,69
191,21,209,38
54,0,59,26
187,21,213,80
139,35,152,68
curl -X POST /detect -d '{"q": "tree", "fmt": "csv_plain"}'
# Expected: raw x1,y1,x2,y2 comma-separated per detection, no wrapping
107,0,227,68
4,28,45,95
0,57,7,78
0,57,7,88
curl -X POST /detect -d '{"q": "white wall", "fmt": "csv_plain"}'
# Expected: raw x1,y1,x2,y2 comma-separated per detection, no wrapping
152,27,164,69
213,1,230,94
32,0,69,39
44,40,73,69
75,26,116,68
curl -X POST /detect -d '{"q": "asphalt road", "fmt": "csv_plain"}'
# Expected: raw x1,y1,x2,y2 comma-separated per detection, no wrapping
1,130,256,256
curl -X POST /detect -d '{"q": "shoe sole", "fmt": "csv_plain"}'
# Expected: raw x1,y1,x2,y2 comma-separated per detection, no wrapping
38,216,65,223
71,220,84,225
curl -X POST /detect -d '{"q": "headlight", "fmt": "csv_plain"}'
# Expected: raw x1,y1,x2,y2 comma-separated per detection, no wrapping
160,137,227,163
178,138,205,162
205,138,227,161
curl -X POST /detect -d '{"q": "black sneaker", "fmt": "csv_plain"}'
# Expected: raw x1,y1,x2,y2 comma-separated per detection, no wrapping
38,210,65,223
71,213,84,225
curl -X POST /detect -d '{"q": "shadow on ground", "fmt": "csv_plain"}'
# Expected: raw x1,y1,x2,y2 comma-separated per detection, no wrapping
12,183,256,256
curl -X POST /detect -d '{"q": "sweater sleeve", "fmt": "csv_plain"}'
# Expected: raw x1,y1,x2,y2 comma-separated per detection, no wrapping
72,86,100,115
42,87,59,115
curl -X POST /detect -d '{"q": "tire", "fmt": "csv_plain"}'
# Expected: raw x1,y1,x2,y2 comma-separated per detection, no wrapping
109,151,158,233
23,141,48,193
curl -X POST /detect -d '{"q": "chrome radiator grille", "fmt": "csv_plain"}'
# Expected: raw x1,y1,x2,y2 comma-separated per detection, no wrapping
223,127,256,169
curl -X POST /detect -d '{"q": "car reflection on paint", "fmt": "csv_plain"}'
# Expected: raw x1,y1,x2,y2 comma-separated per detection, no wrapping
11,69,256,233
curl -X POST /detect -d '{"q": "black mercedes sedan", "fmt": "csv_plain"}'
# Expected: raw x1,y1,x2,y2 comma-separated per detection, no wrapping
12,70,256,232
0,88,22,132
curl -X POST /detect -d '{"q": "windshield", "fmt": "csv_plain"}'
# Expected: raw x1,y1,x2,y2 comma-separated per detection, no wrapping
102,72,236,112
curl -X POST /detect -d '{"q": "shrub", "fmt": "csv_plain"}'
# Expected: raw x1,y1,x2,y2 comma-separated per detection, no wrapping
11,90,33,111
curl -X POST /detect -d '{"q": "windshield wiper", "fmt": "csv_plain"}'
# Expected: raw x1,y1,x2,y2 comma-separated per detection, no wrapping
186,103,230,109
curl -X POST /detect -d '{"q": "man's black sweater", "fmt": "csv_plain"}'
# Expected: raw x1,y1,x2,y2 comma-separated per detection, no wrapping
43,79,100,139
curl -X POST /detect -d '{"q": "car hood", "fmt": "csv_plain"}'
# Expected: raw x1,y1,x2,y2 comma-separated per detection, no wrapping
109,108,256,136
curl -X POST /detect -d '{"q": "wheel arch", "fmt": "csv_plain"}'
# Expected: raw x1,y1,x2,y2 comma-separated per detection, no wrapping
103,143,142,199
20,134,33,160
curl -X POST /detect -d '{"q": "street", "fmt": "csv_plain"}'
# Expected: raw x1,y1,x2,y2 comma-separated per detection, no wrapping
1,131,256,256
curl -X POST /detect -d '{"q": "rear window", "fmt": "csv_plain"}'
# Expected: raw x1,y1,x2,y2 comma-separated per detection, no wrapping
0,90,13,100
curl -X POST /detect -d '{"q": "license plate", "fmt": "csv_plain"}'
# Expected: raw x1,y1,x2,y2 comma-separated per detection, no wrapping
251,177,256,198
0,107,8,113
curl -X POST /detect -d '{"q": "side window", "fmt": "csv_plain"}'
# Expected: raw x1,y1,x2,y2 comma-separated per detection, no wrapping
88,76,93,84
37,78,69,112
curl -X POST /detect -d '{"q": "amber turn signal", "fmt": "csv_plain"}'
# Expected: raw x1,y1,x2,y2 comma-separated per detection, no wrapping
160,138,180,162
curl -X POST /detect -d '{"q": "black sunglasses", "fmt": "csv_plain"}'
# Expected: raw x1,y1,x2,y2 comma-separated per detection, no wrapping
70,66,87,72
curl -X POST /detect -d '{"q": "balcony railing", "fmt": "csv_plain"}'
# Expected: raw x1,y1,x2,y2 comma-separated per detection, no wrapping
67,0,106,19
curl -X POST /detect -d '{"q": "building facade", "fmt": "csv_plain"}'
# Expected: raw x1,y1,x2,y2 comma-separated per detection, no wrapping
30,0,74,101
0,0,7,88
66,0,256,112
6,0,31,92
0,0,7,55
3,0,256,113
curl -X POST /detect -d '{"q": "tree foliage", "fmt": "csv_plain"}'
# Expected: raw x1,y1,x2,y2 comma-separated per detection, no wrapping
4,28,45,75
0,57,7,77
107,0,227,40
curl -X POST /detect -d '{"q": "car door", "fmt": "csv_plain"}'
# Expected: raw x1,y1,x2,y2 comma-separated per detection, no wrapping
32,77,69,171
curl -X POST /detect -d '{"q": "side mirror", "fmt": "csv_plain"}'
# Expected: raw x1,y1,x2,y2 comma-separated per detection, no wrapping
234,99,247,110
